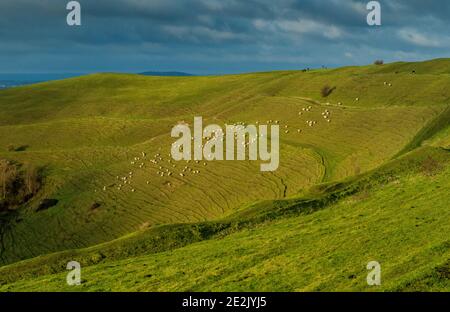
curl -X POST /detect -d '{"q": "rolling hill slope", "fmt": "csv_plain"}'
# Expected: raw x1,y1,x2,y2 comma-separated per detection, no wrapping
0,59,449,291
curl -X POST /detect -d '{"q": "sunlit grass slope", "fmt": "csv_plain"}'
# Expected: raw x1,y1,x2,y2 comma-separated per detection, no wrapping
0,146,448,291
0,59,449,291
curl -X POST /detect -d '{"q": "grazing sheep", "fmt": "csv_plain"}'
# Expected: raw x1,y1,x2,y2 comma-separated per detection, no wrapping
355,98,359,101
131,189,135,192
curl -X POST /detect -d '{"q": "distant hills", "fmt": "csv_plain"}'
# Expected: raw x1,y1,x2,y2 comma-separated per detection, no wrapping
0,73,84,90
0,72,194,90
139,71,194,77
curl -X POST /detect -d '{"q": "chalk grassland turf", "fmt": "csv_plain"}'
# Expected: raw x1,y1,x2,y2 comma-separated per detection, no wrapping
0,59,449,290
0,146,449,291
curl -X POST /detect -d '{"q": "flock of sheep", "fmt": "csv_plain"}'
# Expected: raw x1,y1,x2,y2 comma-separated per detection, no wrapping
259,104,333,136
97,150,212,194
98,102,335,194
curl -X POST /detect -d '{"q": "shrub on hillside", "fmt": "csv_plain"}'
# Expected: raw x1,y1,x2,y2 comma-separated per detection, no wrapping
0,159,43,212
374,60,384,65
321,85,336,97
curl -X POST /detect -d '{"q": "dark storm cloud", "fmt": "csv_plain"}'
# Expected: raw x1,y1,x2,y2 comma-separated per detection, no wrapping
0,0,449,74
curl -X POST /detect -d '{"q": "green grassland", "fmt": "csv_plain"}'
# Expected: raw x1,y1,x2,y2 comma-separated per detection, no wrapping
0,59,449,291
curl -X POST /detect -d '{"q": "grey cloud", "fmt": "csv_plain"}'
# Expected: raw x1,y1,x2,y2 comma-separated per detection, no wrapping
0,0,449,74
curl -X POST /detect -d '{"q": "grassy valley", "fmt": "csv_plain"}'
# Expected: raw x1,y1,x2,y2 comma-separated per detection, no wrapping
0,59,449,291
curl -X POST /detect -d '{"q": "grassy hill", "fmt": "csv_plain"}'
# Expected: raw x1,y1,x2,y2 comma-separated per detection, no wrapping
0,59,449,291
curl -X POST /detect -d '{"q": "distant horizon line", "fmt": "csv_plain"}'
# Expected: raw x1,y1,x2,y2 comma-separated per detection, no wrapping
1,57,449,80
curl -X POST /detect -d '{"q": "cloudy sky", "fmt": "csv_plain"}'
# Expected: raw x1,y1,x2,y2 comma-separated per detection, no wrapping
0,0,449,74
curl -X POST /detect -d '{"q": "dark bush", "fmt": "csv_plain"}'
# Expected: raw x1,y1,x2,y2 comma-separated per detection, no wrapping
374,60,384,65
90,202,101,210
37,199,58,212
0,159,43,212
321,85,336,97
